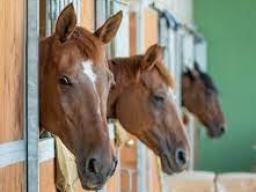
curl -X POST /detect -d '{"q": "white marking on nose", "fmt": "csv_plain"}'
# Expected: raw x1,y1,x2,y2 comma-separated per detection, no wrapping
82,60,97,84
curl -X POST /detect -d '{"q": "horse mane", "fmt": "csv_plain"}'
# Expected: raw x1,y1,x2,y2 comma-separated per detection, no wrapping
183,69,218,94
109,55,175,88
199,72,218,94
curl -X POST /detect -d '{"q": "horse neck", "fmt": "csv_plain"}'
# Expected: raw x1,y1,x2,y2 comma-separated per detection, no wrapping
181,73,195,113
107,56,141,118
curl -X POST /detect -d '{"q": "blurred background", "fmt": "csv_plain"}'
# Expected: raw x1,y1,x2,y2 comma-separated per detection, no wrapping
1,0,256,192
195,0,256,172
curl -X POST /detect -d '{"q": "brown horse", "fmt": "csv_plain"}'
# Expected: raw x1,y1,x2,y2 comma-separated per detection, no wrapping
182,63,226,138
40,4,122,190
108,44,190,174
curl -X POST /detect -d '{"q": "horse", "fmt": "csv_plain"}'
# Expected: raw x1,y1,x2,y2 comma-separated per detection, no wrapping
40,4,122,190
182,63,226,138
108,44,190,174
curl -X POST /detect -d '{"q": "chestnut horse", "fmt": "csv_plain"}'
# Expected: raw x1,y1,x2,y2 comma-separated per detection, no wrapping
108,44,190,174
182,63,226,138
40,4,122,190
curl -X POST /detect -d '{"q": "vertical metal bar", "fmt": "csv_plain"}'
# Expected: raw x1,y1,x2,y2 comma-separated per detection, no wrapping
147,151,153,192
59,0,63,13
109,2,130,191
50,0,57,31
95,0,107,29
26,0,40,192
117,151,122,192
76,0,81,24
174,30,182,110
45,0,51,36
136,2,147,192
23,1,28,191
55,0,60,23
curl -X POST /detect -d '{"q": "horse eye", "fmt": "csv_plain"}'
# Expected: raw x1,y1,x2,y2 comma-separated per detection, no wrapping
153,95,164,105
59,76,72,86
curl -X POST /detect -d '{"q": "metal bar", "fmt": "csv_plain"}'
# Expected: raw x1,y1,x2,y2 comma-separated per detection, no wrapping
76,0,81,24
135,2,147,192
121,168,134,192
59,0,64,14
179,30,196,170
0,140,25,168
108,122,115,140
38,138,55,163
45,0,52,36
174,30,183,109
55,0,60,23
147,151,153,192
95,0,107,28
26,0,40,191
51,0,58,28
0,139,55,167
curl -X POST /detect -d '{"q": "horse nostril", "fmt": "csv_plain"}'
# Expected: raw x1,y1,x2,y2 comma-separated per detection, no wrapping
175,148,187,170
87,158,100,174
220,127,225,134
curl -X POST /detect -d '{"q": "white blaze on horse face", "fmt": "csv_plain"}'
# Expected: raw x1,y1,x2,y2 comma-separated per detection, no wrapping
82,60,101,115
82,60,97,85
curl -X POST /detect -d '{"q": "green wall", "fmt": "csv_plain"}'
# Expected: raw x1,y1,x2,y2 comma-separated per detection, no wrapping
194,0,256,172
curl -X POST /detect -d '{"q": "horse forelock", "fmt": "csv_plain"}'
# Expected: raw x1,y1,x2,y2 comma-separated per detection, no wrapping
73,27,106,66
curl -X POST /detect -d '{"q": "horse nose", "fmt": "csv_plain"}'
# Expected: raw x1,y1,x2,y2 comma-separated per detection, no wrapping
87,158,102,175
175,148,188,171
219,126,225,135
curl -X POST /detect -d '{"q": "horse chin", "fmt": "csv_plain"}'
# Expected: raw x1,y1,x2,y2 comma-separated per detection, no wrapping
77,168,106,190
160,154,174,175
79,176,105,191
207,128,223,139
81,182,104,191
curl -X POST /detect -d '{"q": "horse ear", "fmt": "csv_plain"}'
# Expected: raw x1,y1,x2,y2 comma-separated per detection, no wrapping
94,11,123,44
143,44,164,70
184,67,196,81
56,3,77,42
194,62,201,72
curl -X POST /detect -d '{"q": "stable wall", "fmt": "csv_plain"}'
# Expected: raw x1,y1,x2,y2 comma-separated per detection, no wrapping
0,1,25,191
194,0,256,172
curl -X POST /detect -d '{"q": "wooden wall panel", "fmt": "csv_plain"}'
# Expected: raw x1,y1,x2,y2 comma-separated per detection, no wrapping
40,159,58,192
120,134,138,192
143,7,158,51
151,155,161,192
0,0,24,143
129,12,137,55
81,0,95,31
105,168,120,192
40,0,46,39
0,163,24,192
